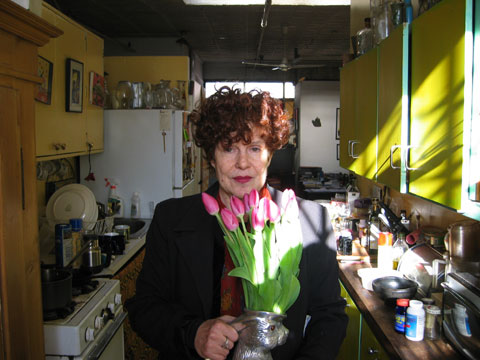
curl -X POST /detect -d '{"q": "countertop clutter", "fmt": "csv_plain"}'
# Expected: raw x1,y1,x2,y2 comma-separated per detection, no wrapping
338,261,462,359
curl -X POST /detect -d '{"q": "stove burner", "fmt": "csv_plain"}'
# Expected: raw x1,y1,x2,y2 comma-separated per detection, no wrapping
43,301,76,321
72,280,99,297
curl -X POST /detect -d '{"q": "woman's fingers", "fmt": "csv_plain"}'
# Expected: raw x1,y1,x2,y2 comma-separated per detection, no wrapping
194,316,239,360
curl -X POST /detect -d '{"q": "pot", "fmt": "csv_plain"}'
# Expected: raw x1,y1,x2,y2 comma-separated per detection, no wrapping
445,220,480,262
372,276,418,303
41,268,72,311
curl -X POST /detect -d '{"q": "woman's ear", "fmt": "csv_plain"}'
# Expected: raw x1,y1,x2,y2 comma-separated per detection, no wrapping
210,159,216,168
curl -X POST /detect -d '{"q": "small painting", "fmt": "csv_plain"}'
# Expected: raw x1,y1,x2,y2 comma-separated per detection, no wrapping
66,58,83,112
89,71,105,107
335,107,340,140
35,56,53,104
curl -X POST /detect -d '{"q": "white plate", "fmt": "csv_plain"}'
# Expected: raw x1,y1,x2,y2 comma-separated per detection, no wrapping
46,184,98,229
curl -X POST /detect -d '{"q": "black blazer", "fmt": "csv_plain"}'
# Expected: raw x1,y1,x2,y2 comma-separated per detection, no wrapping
126,183,347,359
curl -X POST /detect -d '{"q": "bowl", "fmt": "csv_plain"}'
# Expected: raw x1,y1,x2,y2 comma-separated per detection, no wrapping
357,268,402,291
372,276,418,302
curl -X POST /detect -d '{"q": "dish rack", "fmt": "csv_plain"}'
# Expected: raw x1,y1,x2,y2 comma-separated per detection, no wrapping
84,216,114,235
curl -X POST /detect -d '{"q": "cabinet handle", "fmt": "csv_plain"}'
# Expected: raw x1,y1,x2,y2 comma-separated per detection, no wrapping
389,145,402,169
60,143,66,150
405,145,420,170
367,347,379,355
351,141,360,159
342,297,350,307
53,143,67,151
348,140,353,156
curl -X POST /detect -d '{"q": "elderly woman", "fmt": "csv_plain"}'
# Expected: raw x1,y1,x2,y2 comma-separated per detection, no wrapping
126,87,347,360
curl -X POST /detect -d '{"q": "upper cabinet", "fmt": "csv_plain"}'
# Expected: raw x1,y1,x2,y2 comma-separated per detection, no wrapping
36,3,104,159
339,0,480,220
409,0,468,210
339,47,378,180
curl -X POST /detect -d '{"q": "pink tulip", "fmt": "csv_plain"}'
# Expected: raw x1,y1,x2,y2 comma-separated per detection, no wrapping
230,196,245,217
202,192,219,215
266,199,281,223
252,198,267,231
243,193,250,212
248,189,259,209
221,208,239,231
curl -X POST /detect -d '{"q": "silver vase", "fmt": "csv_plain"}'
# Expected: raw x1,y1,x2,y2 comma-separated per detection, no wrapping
230,310,288,360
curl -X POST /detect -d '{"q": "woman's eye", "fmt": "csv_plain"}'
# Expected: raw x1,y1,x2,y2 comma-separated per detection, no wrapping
250,146,261,152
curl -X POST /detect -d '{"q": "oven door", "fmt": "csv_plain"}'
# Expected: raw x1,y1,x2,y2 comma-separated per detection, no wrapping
442,282,480,360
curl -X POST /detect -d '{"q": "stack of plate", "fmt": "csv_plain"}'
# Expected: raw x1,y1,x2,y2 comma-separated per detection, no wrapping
46,184,98,230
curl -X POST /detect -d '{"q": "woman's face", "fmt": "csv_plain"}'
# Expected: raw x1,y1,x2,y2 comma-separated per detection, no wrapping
212,127,272,208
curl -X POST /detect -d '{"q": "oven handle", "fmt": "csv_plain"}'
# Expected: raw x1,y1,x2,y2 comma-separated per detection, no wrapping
86,311,127,360
441,282,480,317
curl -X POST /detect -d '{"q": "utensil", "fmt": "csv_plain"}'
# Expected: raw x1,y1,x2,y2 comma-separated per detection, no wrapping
445,220,480,262
41,267,72,311
372,276,418,302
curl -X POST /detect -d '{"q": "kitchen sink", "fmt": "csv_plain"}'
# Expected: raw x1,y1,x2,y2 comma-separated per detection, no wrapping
113,217,151,239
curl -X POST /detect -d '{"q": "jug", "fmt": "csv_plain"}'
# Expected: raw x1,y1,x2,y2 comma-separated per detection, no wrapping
445,220,480,262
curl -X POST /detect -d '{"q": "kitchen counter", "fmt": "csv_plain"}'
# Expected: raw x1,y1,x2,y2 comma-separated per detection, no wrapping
98,235,146,276
338,261,462,359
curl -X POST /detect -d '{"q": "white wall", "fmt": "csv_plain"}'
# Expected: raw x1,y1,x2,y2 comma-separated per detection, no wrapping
297,81,345,174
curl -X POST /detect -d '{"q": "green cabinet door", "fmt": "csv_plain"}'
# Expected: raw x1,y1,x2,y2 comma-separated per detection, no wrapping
353,49,378,180
340,60,356,170
410,0,468,209
337,281,361,360
339,49,378,179
359,319,389,360
377,24,409,192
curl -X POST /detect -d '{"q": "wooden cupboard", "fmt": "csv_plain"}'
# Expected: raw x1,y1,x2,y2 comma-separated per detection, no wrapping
0,0,61,358
36,2,104,159
359,317,389,360
339,48,378,180
409,0,468,211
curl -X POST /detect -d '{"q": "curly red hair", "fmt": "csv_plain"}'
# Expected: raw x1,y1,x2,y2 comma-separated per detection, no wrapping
191,86,290,163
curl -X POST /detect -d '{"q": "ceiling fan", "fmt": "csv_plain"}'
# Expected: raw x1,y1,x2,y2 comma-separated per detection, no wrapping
242,26,325,72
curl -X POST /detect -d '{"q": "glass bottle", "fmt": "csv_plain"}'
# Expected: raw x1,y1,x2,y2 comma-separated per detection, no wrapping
176,80,187,109
356,17,374,55
367,198,381,255
392,233,409,270
115,81,132,109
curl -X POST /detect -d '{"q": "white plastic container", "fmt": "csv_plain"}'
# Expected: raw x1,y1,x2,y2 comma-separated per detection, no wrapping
405,300,425,341
131,192,141,218
357,268,402,291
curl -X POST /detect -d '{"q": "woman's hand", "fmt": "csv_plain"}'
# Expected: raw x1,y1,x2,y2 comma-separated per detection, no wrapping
194,315,239,360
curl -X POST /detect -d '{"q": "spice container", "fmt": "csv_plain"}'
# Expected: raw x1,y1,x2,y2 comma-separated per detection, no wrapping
425,305,441,340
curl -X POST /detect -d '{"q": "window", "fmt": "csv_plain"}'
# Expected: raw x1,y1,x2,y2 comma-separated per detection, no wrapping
205,81,295,99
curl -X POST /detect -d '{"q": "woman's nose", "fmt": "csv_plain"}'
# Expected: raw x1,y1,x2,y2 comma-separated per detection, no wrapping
235,151,249,169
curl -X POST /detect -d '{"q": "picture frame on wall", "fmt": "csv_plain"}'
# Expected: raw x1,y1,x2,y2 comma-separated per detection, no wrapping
35,56,53,105
89,71,105,107
66,58,83,112
335,107,340,140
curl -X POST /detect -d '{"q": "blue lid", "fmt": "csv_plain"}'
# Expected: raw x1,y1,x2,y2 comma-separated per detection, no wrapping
69,218,83,232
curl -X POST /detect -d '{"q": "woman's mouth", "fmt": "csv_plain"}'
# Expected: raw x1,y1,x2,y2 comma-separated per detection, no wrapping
234,176,252,184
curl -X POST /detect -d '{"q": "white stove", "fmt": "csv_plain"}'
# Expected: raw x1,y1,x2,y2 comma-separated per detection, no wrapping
44,279,126,359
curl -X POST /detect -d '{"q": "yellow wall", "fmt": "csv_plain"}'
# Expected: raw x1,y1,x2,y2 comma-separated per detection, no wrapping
104,56,190,90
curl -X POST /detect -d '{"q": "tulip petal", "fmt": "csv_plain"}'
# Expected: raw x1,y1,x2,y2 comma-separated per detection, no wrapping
230,196,245,217
221,208,239,231
202,192,219,215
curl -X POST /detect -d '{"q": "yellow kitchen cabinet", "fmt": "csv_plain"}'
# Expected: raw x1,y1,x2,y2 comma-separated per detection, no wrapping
339,48,378,180
376,24,409,192
409,0,469,210
359,318,389,360
36,2,104,159
337,281,361,360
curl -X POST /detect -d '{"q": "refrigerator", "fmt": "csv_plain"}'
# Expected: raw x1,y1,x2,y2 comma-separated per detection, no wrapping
80,109,200,218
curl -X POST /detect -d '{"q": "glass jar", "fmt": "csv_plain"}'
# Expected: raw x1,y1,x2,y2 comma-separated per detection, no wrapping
424,305,441,340
356,17,374,55
154,80,172,109
370,0,393,45
115,81,132,109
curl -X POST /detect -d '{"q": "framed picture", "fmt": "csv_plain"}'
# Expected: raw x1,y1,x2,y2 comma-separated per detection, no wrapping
35,56,53,104
89,71,105,107
335,107,340,140
336,143,340,160
66,58,83,112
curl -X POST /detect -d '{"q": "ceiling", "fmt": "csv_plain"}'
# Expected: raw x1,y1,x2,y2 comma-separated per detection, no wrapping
45,0,351,81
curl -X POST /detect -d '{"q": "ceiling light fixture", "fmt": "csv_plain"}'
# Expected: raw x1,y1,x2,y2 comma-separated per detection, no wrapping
183,1,350,5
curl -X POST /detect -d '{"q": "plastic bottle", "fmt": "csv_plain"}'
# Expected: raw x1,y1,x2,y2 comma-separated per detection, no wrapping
395,298,410,334
392,233,409,270
107,184,124,217
131,192,141,218
405,300,425,341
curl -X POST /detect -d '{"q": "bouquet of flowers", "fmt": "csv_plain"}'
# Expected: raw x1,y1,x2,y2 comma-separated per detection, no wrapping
202,189,303,315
